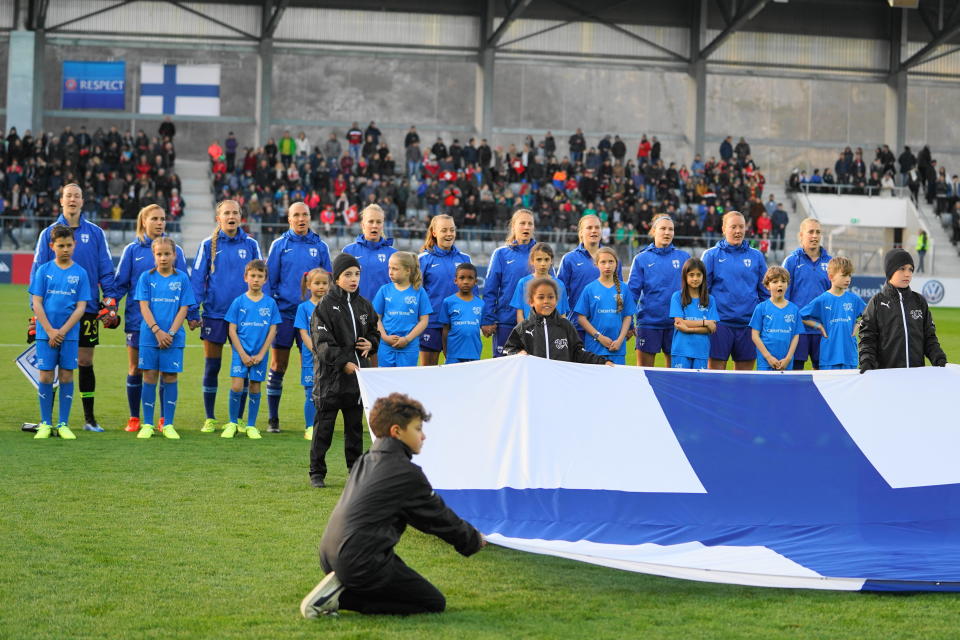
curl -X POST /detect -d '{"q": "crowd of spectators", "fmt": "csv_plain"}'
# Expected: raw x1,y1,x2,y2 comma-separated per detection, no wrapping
209,126,785,259
0,122,180,250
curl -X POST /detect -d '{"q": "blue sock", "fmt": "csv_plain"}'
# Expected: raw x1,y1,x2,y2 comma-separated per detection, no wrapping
142,382,157,425
266,369,284,421
303,386,315,430
58,381,75,425
39,382,54,425
162,380,178,426
228,390,242,424
238,379,249,420
202,357,221,419
247,392,262,428
126,374,142,418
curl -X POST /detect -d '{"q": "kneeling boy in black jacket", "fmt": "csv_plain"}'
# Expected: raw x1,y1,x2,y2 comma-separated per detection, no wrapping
300,393,485,617
858,249,947,371
503,277,614,365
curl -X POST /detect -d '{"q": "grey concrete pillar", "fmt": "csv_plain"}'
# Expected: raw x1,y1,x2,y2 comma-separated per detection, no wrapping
6,30,37,134
257,37,273,147
686,0,707,157
885,8,908,153
32,28,45,132
476,0,496,142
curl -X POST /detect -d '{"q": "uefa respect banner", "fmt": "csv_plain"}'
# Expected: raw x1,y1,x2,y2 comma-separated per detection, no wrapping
357,358,960,592
61,61,126,110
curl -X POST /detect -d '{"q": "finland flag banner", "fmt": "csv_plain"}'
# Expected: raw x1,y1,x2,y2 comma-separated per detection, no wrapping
357,357,960,592
139,63,220,116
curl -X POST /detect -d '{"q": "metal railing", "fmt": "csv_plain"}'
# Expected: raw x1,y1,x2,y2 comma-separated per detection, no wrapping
796,183,910,198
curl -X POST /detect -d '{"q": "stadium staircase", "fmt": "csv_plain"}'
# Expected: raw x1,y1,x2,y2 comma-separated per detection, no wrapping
177,158,215,260
914,198,960,277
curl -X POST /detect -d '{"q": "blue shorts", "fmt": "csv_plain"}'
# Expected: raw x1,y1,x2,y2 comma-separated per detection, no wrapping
272,317,301,349
126,331,141,348
636,327,673,355
35,340,79,371
138,345,185,373
419,327,443,352
672,356,708,369
378,344,419,367
709,324,756,362
605,354,626,365
792,333,822,369
445,356,477,364
230,350,270,382
820,363,855,370
492,324,514,358
201,316,229,345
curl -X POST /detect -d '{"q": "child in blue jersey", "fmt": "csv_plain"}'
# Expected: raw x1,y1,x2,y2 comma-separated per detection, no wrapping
115,204,193,433
133,237,196,439
438,263,483,363
670,257,718,369
373,252,432,368
29,225,91,440
509,242,569,323
223,260,281,439
800,257,866,370
574,247,636,365
295,268,331,440
749,266,802,371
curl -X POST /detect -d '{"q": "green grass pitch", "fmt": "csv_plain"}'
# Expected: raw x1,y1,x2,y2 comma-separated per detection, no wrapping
3,283,960,639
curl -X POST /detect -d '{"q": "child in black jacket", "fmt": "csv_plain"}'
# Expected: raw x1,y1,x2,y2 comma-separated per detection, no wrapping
503,277,614,365
309,253,380,488
859,249,947,371
300,393,484,617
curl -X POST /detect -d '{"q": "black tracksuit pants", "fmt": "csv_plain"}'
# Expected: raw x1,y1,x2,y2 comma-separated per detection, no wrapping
322,554,446,615
309,392,364,480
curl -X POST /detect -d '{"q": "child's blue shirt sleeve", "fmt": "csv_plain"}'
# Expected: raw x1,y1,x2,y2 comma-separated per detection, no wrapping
179,271,197,308
28,264,46,297
748,302,764,332
224,296,240,325
372,284,387,316
669,291,682,318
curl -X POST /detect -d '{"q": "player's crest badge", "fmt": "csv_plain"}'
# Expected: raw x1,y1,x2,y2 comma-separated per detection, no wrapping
80,233,90,243
473,306,482,315
672,259,680,268
785,314,795,324
911,309,923,320
309,248,318,257
259,307,270,317
743,258,752,267
169,281,181,291
67,275,80,284
554,338,568,350
238,249,248,259
358,313,368,325
378,253,386,262
405,296,417,304
843,302,853,312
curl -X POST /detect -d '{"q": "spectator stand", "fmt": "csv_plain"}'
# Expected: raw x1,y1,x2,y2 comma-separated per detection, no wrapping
207,129,776,268
0,124,180,252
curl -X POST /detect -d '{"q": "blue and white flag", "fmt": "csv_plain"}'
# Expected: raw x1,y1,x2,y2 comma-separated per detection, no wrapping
357,358,960,592
15,344,57,390
139,63,220,116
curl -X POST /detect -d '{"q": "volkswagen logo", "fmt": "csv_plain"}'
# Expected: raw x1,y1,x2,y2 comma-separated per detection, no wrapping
922,280,944,305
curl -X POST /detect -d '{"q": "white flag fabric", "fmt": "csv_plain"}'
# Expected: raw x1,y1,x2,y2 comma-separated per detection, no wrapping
139,63,220,116
357,358,960,592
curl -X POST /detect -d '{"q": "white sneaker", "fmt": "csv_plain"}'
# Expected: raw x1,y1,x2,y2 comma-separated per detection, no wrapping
300,572,344,618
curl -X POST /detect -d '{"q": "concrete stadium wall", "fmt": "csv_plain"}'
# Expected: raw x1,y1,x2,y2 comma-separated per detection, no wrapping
40,43,258,157
12,41,960,183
